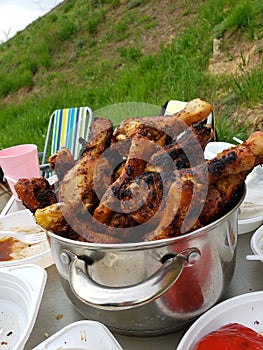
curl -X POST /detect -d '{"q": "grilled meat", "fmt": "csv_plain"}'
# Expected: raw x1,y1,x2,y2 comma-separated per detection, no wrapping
99,132,262,239
93,135,158,226
144,170,247,241
15,177,57,213
242,131,263,165
147,122,214,172
36,130,263,243
81,116,113,157
206,146,254,183
93,123,213,228
144,132,263,240
48,147,75,181
199,172,246,226
112,98,212,144
58,117,113,220
35,203,72,236
35,203,122,243
13,97,263,244
121,171,164,226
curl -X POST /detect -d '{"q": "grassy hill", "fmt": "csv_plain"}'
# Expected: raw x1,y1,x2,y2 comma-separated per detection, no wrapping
0,0,262,151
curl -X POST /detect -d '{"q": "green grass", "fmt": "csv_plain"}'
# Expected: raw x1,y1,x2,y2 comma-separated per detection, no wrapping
213,1,261,39
0,0,262,150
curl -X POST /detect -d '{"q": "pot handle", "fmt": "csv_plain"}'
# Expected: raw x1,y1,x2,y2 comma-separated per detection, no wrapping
63,248,200,310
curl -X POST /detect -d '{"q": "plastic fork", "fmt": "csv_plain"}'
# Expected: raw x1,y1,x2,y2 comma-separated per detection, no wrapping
246,254,263,261
0,230,47,244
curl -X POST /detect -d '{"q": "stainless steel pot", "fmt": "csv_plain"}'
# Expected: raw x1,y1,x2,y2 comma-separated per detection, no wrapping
48,193,243,336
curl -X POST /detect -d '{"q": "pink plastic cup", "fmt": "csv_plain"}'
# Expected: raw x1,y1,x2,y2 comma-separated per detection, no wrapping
0,144,40,199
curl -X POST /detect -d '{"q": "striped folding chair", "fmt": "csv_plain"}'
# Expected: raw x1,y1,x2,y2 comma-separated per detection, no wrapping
39,106,93,177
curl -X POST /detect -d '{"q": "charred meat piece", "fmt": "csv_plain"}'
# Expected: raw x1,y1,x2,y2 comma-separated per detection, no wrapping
35,203,122,243
205,131,263,182
144,169,206,240
243,130,263,165
93,135,159,226
80,117,113,157
48,147,75,181
177,136,260,187
191,122,215,148
206,145,255,183
147,122,214,172
121,171,164,227
35,203,73,236
15,177,57,213
199,172,246,226
58,117,113,221
148,170,247,240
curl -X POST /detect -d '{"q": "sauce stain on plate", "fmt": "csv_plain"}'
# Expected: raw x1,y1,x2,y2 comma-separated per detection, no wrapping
0,238,14,261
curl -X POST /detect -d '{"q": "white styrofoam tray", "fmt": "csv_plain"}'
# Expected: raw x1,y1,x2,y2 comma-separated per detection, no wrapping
0,264,47,350
0,209,53,267
33,320,123,350
177,291,263,350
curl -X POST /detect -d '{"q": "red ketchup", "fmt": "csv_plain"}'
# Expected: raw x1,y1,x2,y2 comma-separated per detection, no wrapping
193,323,263,350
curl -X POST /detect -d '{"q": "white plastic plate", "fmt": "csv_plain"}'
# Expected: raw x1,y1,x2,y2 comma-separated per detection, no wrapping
250,224,263,261
0,264,47,350
238,215,263,235
177,291,263,350
0,209,53,267
33,320,123,350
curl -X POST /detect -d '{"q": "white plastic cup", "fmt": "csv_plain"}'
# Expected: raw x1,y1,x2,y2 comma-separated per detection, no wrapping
0,144,40,199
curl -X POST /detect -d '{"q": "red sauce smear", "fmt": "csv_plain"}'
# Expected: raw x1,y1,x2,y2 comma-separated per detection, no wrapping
194,323,263,350
0,238,14,261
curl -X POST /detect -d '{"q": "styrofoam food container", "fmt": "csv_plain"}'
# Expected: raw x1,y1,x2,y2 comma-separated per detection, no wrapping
177,291,263,350
0,264,47,350
250,224,263,262
33,320,123,350
0,209,53,268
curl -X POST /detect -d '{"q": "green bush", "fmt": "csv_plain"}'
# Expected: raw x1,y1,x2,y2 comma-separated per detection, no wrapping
48,13,58,22
58,19,77,41
86,9,106,34
0,68,33,97
213,1,257,38
117,46,142,61
63,2,75,13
